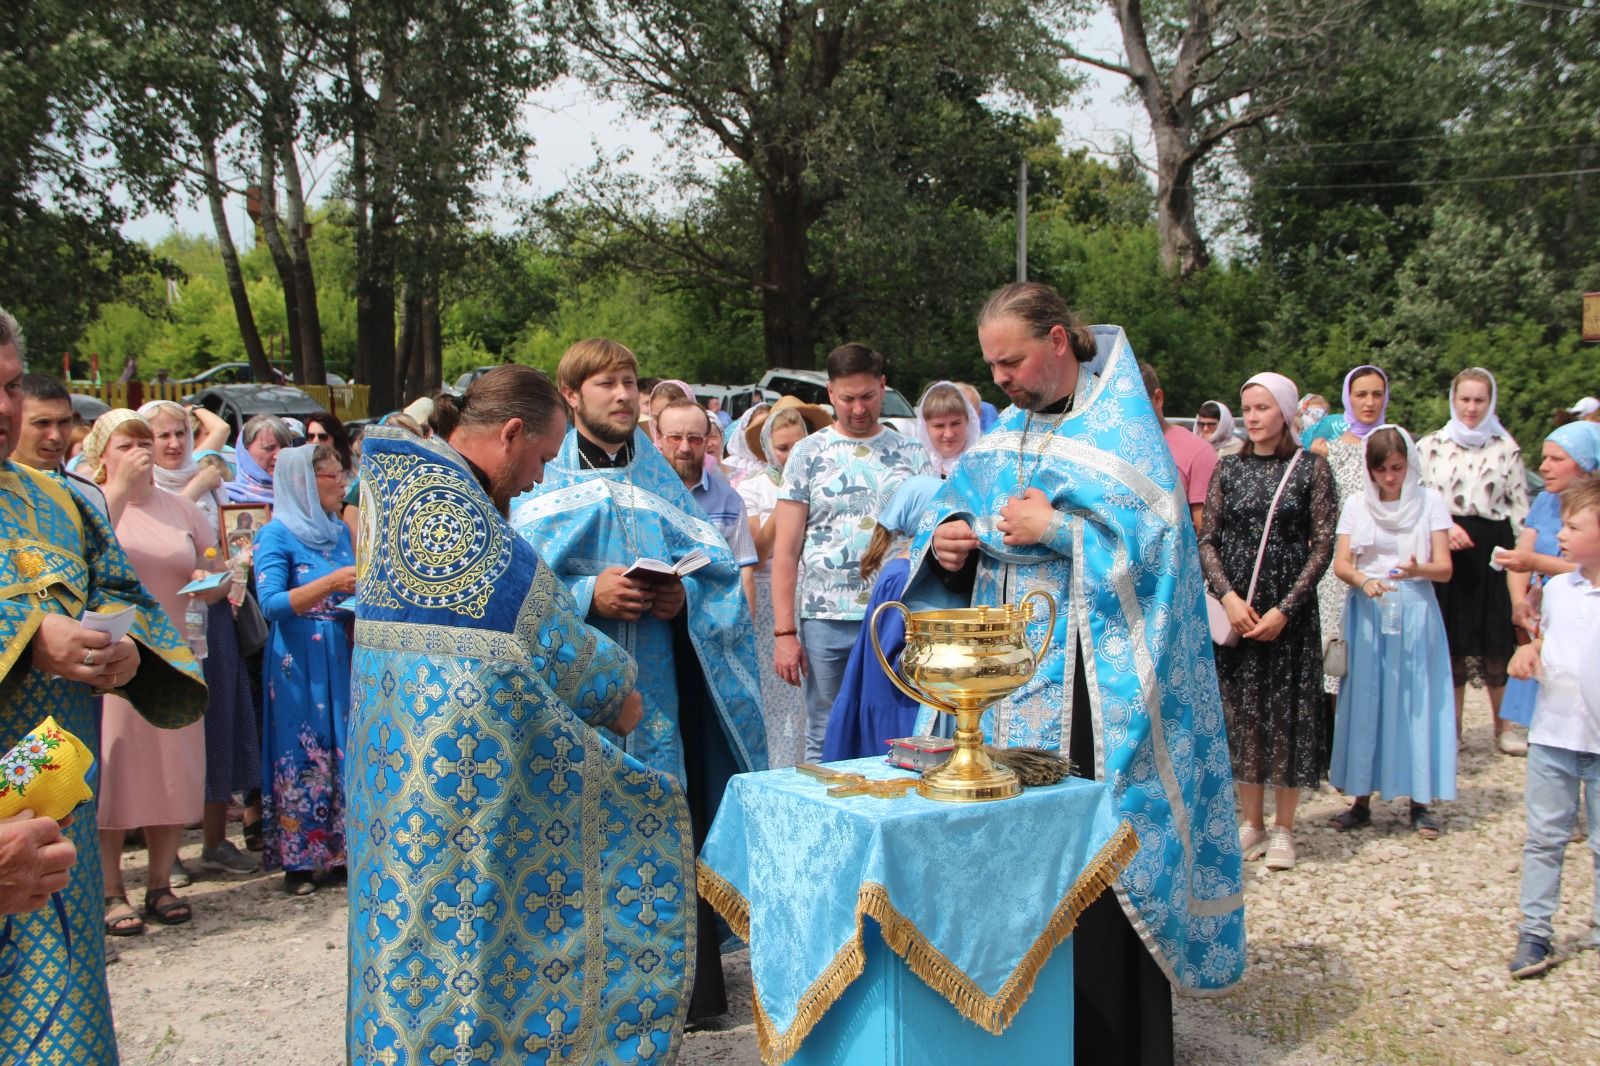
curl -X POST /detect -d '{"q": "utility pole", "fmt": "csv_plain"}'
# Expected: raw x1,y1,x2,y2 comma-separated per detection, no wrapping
1016,157,1029,282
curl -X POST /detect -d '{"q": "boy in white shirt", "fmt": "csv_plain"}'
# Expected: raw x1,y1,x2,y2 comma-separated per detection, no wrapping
1506,479,1600,978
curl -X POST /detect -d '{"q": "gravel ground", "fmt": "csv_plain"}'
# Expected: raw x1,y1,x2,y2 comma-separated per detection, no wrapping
107,690,1597,1064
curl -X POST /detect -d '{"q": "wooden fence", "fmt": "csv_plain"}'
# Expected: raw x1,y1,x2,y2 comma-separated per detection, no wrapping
70,382,371,421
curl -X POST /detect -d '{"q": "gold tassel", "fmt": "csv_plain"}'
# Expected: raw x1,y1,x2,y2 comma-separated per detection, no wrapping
696,823,1140,1063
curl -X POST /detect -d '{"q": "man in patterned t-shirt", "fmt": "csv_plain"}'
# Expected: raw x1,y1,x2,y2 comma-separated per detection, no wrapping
770,343,932,759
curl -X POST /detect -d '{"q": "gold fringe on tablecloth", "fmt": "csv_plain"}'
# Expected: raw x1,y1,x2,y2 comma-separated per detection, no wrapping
696,820,1140,1065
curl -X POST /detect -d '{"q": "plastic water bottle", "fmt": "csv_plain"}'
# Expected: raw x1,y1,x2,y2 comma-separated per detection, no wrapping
1380,589,1402,636
184,597,208,661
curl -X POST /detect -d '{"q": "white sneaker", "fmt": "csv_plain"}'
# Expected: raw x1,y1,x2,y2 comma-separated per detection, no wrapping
1265,826,1296,870
1239,825,1269,861
1498,731,1529,756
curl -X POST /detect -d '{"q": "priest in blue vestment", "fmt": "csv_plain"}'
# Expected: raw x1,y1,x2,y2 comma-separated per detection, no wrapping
347,366,698,1065
0,313,207,1063
511,339,768,1024
908,284,1246,1065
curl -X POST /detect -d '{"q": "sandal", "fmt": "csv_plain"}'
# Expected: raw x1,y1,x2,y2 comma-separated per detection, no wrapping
241,818,263,853
104,896,145,937
143,886,193,925
1410,805,1441,840
1330,804,1372,832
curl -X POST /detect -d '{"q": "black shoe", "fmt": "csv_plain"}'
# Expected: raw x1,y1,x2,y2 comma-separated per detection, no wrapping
1509,935,1554,979
1330,803,1371,831
284,871,316,896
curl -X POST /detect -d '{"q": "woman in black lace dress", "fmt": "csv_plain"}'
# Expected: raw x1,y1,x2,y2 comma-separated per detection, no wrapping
1199,372,1337,872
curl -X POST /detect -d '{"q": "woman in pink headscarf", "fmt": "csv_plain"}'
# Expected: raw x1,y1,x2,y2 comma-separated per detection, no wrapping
1198,372,1338,872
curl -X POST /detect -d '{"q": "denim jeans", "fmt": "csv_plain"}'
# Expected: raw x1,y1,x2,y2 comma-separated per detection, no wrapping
799,618,862,761
1518,742,1600,944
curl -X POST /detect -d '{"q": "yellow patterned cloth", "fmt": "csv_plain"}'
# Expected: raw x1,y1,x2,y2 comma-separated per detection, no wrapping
0,461,206,1064
348,430,696,1064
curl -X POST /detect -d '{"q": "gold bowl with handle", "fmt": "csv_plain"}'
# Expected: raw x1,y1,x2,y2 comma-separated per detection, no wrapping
870,590,1057,802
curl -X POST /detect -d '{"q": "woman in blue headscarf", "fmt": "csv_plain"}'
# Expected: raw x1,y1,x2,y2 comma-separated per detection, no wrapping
821,475,944,761
1498,421,1599,730
253,444,356,894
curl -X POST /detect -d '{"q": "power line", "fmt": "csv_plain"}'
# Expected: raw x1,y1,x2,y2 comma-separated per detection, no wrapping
1225,140,1600,171
1503,0,1599,14
1218,118,1589,152
1252,165,1600,191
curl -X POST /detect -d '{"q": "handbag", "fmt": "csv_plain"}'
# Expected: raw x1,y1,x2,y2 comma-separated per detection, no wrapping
234,590,269,657
1322,635,1348,677
1205,452,1302,647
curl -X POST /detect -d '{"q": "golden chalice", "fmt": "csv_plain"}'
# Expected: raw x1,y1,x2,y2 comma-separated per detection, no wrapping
870,590,1057,803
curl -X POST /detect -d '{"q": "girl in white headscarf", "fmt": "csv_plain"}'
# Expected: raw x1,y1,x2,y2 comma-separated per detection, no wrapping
1328,425,1456,838
912,380,981,478
1415,368,1531,752
138,401,231,529
724,401,771,486
1198,371,1337,871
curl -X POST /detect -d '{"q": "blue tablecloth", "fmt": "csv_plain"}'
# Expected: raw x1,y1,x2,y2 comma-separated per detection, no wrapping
698,758,1137,1065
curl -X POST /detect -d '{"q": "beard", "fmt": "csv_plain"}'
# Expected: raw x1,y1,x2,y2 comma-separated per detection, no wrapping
576,399,635,446
669,454,702,481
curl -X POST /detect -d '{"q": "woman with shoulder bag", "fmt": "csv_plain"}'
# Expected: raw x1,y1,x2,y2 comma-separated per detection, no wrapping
1198,372,1337,871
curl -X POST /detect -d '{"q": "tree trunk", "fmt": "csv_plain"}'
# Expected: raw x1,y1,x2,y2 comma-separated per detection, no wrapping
280,142,326,386
256,147,303,383
352,53,400,413
394,284,419,409
402,286,441,402
203,139,270,380
1154,141,1209,277
760,182,817,369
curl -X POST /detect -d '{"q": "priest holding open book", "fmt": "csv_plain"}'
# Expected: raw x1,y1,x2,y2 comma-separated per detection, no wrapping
510,337,769,1026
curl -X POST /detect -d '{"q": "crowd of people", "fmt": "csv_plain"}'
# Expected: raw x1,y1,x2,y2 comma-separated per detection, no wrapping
1,283,1597,1063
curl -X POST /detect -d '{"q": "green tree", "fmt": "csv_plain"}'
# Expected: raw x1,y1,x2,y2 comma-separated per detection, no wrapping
551,0,1068,369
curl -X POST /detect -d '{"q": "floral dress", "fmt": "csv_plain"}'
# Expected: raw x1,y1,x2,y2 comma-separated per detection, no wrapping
254,520,354,872
1199,450,1337,788
1315,437,1369,694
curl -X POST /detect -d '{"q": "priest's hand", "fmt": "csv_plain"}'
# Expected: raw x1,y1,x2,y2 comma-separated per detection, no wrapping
593,567,653,621
775,634,807,686
1242,606,1288,642
0,812,76,916
649,579,685,620
29,615,137,689
612,690,644,736
998,489,1056,547
932,518,980,571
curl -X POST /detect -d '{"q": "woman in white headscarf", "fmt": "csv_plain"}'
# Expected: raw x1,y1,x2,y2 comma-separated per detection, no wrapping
724,401,771,486
253,443,356,895
1415,368,1531,752
138,401,262,876
1195,401,1242,456
1328,426,1456,838
1198,371,1337,872
912,380,982,478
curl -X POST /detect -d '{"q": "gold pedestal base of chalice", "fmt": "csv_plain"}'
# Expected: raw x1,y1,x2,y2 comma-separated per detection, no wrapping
872,590,1057,804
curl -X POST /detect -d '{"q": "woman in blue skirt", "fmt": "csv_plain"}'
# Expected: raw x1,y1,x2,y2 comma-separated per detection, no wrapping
1329,426,1457,838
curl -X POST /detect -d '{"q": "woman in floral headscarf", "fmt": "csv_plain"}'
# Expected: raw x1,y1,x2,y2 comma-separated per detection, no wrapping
83,411,231,933
1415,368,1531,752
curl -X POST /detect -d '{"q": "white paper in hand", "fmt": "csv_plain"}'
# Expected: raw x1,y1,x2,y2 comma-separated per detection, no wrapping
81,604,137,644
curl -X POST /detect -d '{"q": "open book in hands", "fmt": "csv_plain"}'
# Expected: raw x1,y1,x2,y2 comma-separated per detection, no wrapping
622,548,709,585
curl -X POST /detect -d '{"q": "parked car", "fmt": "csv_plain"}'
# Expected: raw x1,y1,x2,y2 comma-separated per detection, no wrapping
688,384,765,421
1167,415,1248,443
69,393,111,423
178,362,347,387
184,385,327,444
449,366,505,395
180,362,290,386
756,368,918,436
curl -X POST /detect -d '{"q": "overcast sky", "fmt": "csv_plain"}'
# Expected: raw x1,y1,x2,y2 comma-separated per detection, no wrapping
122,14,1145,246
